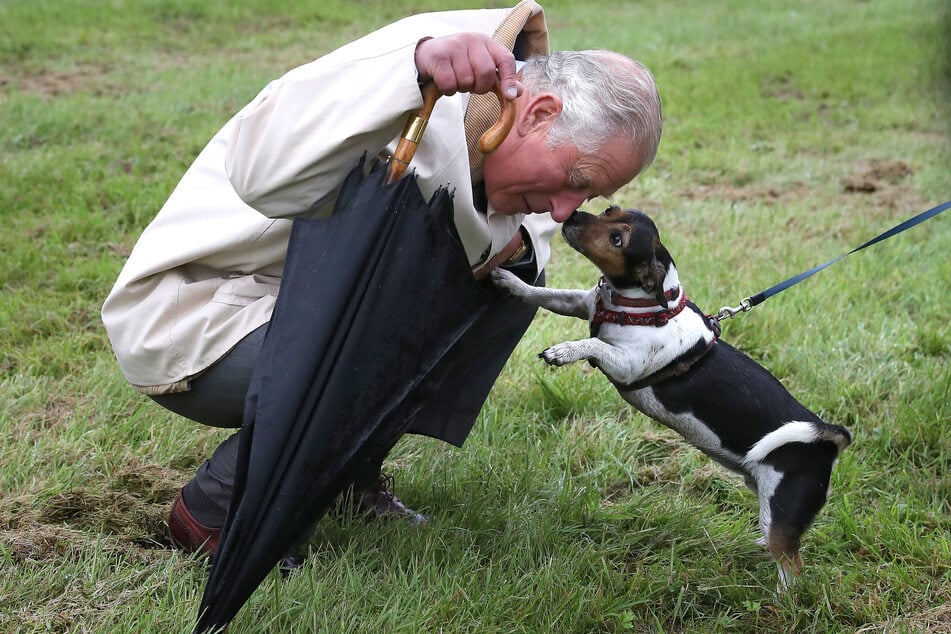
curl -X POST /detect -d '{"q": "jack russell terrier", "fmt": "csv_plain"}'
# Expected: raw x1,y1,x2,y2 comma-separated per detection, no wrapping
491,206,851,590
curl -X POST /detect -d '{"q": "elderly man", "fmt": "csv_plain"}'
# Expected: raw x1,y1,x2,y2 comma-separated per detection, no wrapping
101,0,662,558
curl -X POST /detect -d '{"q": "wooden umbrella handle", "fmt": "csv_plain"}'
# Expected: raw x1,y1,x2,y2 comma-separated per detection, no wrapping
476,84,516,155
386,82,515,184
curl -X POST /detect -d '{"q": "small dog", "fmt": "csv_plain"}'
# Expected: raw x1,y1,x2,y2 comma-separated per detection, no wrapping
491,206,851,590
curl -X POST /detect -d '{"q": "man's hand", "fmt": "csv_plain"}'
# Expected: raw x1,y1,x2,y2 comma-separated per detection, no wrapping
414,33,520,100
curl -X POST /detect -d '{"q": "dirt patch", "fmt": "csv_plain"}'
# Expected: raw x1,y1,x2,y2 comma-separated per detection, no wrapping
38,488,172,548
676,160,925,230
676,160,916,206
13,395,82,438
0,62,117,98
1,462,186,564
856,600,951,633
678,181,812,205
842,159,914,193
0,511,173,567
837,160,928,226
0,473,192,633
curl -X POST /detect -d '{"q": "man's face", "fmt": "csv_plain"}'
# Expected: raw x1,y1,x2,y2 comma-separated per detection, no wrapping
482,93,645,223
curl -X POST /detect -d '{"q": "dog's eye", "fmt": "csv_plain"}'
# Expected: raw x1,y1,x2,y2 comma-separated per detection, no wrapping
610,231,624,248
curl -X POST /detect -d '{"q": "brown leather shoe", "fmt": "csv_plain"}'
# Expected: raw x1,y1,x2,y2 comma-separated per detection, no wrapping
167,490,221,558
168,489,308,573
351,474,429,525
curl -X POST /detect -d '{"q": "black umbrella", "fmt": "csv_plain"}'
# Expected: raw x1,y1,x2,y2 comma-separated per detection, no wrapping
194,85,514,632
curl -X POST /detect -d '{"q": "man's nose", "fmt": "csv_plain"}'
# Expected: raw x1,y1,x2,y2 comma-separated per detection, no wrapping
550,192,588,222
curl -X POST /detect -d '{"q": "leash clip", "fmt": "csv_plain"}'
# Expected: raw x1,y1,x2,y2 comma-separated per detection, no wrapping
716,297,753,322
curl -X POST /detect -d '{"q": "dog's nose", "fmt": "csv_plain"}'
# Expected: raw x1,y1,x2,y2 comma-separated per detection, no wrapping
563,209,582,225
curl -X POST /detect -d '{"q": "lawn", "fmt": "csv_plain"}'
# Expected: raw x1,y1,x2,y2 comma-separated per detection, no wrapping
1,0,949,632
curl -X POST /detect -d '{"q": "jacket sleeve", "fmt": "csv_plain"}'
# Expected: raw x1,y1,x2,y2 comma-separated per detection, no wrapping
224,9,507,219
224,38,424,219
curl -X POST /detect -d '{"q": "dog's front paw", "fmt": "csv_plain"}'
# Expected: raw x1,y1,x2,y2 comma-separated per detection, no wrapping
489,268,527,296
539,343,582,366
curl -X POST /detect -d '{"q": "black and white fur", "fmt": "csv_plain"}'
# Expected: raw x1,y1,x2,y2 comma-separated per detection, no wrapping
491,206,851,590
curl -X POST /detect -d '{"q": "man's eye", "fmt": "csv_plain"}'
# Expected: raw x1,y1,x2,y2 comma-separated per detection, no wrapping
610,232,623,247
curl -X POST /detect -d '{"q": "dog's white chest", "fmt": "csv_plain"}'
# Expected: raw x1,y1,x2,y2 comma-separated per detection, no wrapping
593,309,715,386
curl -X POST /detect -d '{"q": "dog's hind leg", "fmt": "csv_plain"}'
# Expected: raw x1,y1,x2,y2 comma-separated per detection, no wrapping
762,467,833,591
753,475,805,590
767,526,804,592
751,464,810,591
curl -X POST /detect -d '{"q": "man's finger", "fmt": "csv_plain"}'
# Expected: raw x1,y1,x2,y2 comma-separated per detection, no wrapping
490,43,518,99
468,46,503,95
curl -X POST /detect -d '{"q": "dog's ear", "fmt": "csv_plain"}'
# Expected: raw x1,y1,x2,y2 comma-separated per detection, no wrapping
634,257,669,305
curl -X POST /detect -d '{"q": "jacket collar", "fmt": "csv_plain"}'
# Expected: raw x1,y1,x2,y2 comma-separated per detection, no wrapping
464,1,549,174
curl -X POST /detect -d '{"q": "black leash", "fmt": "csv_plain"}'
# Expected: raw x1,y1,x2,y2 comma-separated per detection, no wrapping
714,200,951,323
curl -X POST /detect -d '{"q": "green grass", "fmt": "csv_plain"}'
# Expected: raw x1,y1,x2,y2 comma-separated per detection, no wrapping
1,0,949,632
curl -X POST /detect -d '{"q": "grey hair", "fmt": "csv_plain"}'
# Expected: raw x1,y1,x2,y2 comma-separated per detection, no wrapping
520,50,663,172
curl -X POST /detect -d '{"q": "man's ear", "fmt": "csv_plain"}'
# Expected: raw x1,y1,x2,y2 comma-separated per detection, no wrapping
516,92,563,136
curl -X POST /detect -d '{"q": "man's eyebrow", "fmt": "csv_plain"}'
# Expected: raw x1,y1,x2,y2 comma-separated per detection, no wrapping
567,166,593,189
570,166,617,201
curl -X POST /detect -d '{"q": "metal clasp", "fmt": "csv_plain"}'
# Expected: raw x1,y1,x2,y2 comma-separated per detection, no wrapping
716,297,753,322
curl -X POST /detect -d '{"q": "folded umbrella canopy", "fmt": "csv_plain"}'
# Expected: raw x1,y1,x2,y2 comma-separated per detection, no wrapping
194,85,514,633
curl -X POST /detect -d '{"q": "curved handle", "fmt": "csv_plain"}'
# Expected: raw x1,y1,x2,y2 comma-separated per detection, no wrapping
477,83,516,155
386,82,515,184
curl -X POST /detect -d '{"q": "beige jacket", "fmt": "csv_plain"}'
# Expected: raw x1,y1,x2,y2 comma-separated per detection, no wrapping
102,1,556,395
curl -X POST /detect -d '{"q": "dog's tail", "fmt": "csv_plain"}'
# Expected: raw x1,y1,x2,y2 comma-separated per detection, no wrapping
743,421,851,468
